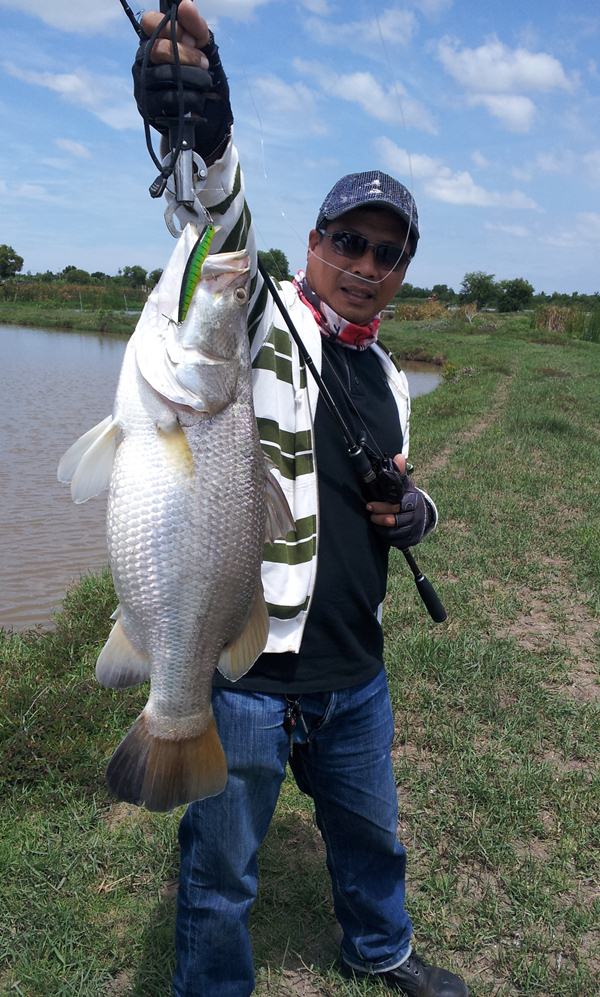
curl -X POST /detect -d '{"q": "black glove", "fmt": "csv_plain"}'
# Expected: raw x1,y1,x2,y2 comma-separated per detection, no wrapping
132,31,233,164
373,480,432,550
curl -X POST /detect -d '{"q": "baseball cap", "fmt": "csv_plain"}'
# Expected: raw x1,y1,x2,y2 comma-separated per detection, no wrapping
316,170,419,256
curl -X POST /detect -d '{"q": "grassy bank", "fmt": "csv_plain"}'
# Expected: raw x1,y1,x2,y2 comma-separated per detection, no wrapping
0,301,138,336
1,313,599,996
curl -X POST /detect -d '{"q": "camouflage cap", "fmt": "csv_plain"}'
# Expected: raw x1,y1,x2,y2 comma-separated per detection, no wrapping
316,170,419,255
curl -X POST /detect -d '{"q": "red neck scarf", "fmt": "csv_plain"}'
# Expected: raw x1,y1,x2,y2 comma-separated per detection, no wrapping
293,272,380,350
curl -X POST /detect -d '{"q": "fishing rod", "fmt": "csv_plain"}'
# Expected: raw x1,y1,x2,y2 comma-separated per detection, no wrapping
257,260,447,624
118,0,446,623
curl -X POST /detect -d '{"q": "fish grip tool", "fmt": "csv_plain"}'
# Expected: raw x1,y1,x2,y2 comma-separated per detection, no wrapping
155,0,212,235
121,0,213,234
258,260,447,624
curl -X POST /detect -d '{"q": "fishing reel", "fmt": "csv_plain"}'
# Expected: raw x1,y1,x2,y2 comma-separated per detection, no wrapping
347,434,410,506
354,436,411,506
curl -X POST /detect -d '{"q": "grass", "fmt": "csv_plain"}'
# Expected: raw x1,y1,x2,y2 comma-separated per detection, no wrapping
0,302,138,336
1,313,599,996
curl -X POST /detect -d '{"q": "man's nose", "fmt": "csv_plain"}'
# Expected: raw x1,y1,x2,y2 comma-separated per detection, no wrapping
351,248,378,279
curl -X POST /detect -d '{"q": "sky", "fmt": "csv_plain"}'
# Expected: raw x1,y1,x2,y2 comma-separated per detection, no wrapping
1,0,599,294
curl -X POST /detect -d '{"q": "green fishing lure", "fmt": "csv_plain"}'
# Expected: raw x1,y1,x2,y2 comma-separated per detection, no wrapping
178,224,216,323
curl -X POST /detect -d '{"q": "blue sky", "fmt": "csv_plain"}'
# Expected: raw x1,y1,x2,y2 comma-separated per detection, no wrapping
1,0,599,294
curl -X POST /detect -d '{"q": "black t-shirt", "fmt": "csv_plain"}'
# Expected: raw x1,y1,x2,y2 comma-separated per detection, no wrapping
213,338,403,694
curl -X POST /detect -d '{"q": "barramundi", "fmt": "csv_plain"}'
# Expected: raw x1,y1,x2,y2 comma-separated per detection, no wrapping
58,224,293,812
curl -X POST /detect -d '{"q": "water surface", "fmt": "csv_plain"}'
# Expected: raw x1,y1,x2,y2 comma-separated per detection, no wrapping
0,326,440,631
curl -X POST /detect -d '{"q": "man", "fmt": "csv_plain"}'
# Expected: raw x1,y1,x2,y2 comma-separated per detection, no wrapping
134,4,469,996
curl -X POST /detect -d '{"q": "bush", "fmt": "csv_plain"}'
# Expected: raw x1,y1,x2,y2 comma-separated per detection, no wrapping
395,300,447,321
533,306,586,336
583,309,600,343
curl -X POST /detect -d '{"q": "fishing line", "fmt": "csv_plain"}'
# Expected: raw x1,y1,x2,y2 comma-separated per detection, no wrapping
240,1,419,289
118,0,146,39
373,5,416,265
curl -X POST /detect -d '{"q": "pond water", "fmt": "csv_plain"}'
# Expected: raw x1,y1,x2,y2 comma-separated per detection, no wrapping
0,325,441,631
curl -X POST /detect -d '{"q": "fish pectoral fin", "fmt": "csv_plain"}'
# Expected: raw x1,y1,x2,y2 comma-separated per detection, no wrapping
96,620,151,689
156,420,195,476
106,709,228,812
58,415,120,503
217,586,270,681
264,466,295,542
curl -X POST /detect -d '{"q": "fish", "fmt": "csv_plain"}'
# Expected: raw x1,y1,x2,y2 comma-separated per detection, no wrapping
58,223,294,812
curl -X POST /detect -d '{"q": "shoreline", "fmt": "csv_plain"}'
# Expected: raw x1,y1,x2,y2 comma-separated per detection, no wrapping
0,306,138,336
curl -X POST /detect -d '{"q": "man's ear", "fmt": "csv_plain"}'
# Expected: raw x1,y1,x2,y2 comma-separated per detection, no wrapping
308,228,321,253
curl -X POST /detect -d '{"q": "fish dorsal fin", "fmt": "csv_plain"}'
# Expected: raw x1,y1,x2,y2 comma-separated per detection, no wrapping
217,586,270,681
57,415,119,503
264,463,295,542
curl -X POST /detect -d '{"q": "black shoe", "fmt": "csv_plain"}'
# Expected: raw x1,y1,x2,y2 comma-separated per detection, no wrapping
339,951,469,997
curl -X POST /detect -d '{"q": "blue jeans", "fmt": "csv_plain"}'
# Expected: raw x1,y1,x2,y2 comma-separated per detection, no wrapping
174,669,412,996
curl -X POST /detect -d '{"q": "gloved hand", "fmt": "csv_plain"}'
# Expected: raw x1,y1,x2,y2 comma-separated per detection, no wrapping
366,455,433,550
133,4,233,165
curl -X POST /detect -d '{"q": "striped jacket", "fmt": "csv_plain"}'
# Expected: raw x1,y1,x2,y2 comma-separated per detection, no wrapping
197,138,435,653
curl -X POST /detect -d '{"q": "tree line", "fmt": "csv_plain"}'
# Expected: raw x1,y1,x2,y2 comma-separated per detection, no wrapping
1,244,598,312
398,273,600,313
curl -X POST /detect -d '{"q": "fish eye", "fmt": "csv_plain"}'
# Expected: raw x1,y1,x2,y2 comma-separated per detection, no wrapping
234,287,248,304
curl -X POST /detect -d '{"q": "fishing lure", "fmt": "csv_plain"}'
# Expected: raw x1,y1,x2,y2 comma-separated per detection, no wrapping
178,224,216,323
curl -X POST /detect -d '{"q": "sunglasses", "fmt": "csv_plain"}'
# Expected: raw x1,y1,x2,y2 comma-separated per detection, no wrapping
317,227,412,271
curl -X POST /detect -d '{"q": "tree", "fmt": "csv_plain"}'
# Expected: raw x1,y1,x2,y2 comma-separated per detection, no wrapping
395,283,431,300
497,278,534,312
120,265,148,287
431,283,457,302
460,271,497,309
257,248,290,280
148,268,163,288
0,244,24,279
62,265,91,283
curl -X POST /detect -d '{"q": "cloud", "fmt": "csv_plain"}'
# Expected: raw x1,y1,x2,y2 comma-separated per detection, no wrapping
55,138,92,159
578,212,600,239
437,37,573,94
471,150,490,169
0,178,55,202
299,0,332,13
306,7,418,52
469,94,536,132
0,0,273,31
202,0,274,19
376,136,538,209
251,76,326,134
511,166,532,183
3,62,139,130
485,222,530,238
0,0,122,33
411,0,453,13
435,37,574,135
294,60,437,134
544,212,600,248
583,149,600,183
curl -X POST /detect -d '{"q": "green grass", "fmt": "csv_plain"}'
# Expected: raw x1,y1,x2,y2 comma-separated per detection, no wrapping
0,302,138,336
1,313,599,995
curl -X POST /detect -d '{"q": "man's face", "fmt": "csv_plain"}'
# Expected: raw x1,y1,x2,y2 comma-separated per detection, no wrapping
305,206,411,324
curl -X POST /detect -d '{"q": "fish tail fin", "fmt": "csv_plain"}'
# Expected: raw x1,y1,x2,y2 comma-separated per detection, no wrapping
57,414,119,503
105,711,227,812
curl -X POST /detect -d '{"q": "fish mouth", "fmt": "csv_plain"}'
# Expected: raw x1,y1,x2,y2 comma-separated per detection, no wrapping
200,251,250,292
